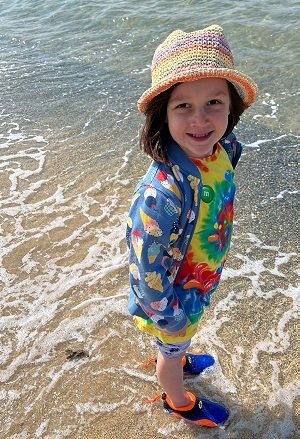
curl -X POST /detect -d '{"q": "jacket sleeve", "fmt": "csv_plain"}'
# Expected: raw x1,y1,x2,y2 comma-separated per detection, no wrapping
127,183,188,333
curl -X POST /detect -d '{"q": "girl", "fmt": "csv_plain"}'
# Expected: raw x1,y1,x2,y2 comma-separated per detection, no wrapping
126,24,257,426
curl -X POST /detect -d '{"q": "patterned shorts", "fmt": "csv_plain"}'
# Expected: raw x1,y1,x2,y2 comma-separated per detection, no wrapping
156,338,191,358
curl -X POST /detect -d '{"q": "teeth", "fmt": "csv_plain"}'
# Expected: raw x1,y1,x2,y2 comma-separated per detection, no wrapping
192,132,209,138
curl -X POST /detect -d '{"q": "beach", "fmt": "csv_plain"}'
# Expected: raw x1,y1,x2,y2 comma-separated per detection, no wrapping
0,1,299,437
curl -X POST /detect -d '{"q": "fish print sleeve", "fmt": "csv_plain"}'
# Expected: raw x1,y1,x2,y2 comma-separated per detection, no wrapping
127,181,188,333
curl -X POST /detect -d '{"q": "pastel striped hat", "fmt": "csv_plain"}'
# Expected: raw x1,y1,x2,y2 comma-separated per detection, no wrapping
138,24,258,113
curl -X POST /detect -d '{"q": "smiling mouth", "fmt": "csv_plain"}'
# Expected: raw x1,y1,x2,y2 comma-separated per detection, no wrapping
188,131,212,139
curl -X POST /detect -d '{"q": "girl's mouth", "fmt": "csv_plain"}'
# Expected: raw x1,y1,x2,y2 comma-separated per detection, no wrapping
188,131,212,140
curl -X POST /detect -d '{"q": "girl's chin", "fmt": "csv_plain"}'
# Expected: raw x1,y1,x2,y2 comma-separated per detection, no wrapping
184,146,214,159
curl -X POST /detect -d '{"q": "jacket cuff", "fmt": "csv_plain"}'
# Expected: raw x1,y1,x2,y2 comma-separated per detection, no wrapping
154,313,188,333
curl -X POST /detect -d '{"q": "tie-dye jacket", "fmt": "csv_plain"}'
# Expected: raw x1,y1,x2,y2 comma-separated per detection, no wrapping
126,133,243,336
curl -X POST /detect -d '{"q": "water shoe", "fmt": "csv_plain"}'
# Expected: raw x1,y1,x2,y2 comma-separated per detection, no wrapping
148,391,228,427
182,353,215,375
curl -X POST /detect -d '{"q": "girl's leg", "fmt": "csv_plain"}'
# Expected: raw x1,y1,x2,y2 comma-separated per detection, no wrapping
156,351,190,407
154,339,229,426
155,339,192,407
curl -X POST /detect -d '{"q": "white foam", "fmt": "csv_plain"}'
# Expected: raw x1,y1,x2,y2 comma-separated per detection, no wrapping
121,366,157,383
0,145,47,195
252,93,280,121
270,189,298,199
0,388,20,401
35,420,49,437
72,292,127,310
246,134,288,148
8,433,28,439
76,396,134,415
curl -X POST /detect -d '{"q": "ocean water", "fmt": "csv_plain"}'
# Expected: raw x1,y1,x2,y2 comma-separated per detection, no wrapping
0,1,299,438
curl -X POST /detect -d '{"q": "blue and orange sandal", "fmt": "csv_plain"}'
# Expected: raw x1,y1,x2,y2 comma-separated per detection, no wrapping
148,391,228,427
141,353,215,375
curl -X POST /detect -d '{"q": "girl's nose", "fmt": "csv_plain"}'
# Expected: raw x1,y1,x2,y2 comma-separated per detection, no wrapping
190,108,208,125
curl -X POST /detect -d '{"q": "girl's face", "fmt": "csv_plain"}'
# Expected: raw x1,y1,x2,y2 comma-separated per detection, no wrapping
166,78,230,159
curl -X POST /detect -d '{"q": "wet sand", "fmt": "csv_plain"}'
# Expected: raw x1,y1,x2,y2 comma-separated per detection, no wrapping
3,249,298,438
2,134,299,438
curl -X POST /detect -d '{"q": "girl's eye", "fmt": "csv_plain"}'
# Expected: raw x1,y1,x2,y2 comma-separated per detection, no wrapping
208,99,221,105
177,103,190,108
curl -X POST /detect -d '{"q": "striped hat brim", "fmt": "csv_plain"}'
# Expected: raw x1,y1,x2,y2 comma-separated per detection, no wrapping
138,67,258,113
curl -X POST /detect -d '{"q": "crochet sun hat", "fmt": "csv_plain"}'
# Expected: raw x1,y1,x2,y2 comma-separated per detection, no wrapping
138,24,258,113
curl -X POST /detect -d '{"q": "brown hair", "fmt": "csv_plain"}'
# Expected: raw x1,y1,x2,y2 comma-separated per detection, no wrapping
140,81,248,166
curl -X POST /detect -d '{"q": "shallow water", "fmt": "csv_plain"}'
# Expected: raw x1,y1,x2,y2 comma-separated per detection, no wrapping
0,0,299,438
